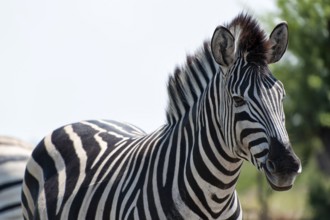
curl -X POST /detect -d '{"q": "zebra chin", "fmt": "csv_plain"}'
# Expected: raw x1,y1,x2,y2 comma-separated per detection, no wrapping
263,167,298,191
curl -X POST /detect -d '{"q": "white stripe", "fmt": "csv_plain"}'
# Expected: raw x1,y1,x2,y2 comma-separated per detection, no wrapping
105,142,139,219
80,121,109,168
22,178,34,219
152,128,171,220
117,141,147,219
162,130,174,187
60,125,87,219
141,132,163,220
99,120,145,137
25,157,47,219
172,128,200,219
44,134,66,214
123,189,140,220
77,138,132,219
121,141,144,191
185,143,211,219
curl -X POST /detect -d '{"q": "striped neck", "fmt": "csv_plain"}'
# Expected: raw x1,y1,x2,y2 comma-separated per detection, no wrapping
162,70,243,218
163,40,244,219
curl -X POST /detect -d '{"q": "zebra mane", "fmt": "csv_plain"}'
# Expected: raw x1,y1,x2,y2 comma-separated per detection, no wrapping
166,43,218,123
227,13,269,64
166,13,269,124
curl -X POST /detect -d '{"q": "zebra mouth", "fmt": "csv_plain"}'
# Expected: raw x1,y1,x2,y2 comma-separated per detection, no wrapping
263,165,293,191
265,176,292,191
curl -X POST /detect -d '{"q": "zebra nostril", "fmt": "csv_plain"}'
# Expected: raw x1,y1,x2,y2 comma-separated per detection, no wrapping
266,159,276,173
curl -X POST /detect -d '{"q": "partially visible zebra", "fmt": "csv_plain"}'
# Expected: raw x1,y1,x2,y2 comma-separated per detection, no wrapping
0,136,32,219
22,13,302,220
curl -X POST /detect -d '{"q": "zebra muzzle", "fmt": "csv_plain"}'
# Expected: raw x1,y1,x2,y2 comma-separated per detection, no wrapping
263,138,302,191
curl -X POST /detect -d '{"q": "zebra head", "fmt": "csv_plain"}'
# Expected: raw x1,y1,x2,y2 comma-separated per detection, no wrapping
211,14,301,191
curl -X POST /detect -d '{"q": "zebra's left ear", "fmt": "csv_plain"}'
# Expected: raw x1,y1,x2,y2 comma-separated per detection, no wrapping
267,22,288,64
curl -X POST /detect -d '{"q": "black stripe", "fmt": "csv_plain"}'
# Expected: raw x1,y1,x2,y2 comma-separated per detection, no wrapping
0,202,21,212
211,193,230,204
200,127,241,177
248,138,268,150
0,179,22,192
203,43,216,74
195,58,209,83
240,128,265,143
254,149,269,159
225,203,241,220
22,169,39,219
188,63,204,93
157,126,182,219
32,139,58,219
183,151,208,219
21,190,32,219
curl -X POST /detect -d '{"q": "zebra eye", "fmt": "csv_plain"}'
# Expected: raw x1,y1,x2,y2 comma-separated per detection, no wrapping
233,96,246,107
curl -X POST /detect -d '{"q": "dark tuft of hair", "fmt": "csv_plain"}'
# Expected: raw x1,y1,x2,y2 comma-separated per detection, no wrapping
227,13,270,65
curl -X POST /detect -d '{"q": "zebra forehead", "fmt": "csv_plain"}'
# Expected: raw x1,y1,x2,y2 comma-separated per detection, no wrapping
226,13,270,65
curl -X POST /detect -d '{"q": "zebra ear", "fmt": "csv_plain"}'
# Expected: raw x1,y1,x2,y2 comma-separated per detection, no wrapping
267,22,288,64
211,26,235,66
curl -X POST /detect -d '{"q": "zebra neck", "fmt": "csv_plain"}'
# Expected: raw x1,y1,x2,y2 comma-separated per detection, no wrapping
163,104,243,217
162,42,244,218
191,71,239,162
189,100,243,185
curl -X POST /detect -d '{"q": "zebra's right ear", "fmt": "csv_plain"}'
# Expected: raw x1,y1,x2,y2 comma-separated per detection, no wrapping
211,26,235,67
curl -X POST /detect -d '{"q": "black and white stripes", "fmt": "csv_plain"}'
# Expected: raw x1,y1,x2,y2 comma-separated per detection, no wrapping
0,136,32,219
22,13,301,220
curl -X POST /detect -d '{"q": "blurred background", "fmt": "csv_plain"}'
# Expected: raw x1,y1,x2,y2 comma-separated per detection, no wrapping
1,0,330,219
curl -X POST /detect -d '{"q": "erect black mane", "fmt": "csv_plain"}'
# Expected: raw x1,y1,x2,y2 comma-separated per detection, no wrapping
226,13,270,65
166,42,217,123
166,13,270,124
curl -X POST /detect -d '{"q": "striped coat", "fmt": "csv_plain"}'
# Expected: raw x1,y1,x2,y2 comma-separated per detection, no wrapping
22,13,301,220
0,136,32,219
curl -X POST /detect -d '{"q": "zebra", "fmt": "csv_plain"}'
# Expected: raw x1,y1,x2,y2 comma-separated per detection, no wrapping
0,136,32,219
22,13,302,220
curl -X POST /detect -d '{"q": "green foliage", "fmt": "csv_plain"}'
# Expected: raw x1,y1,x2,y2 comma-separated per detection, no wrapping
309,176,330,220
268,0,330,161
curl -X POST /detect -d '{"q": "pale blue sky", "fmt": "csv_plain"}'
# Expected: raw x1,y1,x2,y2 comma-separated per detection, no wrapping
0,0,276,143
